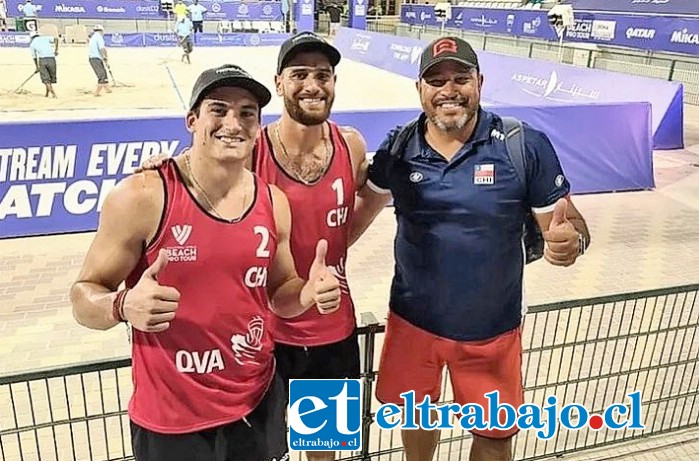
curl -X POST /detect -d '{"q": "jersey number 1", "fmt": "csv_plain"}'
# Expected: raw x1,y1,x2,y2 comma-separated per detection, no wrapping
331,178,344,206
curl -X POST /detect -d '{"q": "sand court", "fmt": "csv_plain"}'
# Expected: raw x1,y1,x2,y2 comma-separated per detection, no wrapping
0,44,421,121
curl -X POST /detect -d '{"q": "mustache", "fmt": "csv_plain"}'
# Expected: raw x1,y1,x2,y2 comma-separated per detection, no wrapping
434,96,467,105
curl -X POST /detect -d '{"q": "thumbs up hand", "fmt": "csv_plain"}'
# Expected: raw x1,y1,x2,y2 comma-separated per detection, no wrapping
542,198,580,267
302,240,342,315
122,249,181,332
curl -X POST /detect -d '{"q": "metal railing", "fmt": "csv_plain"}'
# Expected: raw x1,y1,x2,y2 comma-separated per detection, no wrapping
2,284,698,461
366,20,699,106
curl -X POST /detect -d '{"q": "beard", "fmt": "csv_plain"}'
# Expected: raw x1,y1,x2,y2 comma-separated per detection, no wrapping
283,93,335,126
429,112,472,132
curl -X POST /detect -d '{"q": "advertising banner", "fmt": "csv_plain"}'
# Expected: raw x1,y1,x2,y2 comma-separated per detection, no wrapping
1,31,289,47
570,0,699,15
348,0,367,30
0,32,33,47
399,4,699,55
6,0,283,20
334,27,683,149
0,103,653,238
296,0,314,32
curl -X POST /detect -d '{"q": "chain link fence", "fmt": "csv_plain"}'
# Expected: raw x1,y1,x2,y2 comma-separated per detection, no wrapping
2,284,698,461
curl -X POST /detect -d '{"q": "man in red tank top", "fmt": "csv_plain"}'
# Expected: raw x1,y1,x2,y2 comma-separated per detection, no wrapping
251,32,370,461
70,64,343,461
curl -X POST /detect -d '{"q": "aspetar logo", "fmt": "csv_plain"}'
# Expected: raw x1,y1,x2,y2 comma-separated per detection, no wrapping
470,14,497,28
512,71,601,102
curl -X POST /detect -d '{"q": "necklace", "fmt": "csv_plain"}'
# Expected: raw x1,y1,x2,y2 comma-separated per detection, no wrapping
184,153,248,222
274,121,331,186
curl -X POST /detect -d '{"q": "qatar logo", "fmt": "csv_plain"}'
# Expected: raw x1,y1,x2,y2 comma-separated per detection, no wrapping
211,2,221,13
249,34,261,46
238,4,249,15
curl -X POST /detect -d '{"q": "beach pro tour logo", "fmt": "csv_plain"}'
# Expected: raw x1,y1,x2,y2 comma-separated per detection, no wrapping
432,38,457,57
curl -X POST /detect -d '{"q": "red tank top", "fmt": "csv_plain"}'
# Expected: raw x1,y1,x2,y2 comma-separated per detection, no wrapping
126,160,277,434
254,122,356,346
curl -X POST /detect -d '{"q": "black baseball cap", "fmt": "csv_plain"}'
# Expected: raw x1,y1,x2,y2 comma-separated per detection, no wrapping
419,36,480,79
188,64,272,111
277,32,341,74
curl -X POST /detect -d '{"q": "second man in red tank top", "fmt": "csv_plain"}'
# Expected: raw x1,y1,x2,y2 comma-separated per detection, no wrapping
252,32,368,461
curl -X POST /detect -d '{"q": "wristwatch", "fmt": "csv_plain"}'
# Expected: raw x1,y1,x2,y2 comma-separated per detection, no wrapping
578,233,587,256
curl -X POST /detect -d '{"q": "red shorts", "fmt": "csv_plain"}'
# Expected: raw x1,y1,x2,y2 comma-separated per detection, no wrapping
375,313,524,439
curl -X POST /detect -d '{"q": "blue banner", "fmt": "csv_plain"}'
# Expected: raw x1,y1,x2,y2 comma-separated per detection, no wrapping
564,11,699,55
104,32,145,47
334,29,424,78
570,0,699,15
400,5,699,55
2,32,289,47
0,117,184,238
334,27,683,150
296,0,314,32
0,103,654,238
7,0,283,20
348,0,367,30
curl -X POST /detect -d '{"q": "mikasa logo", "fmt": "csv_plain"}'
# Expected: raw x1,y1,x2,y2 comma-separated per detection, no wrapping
172,225,192,245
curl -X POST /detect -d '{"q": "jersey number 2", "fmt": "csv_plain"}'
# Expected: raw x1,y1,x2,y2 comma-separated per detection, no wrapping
254,226,270,258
